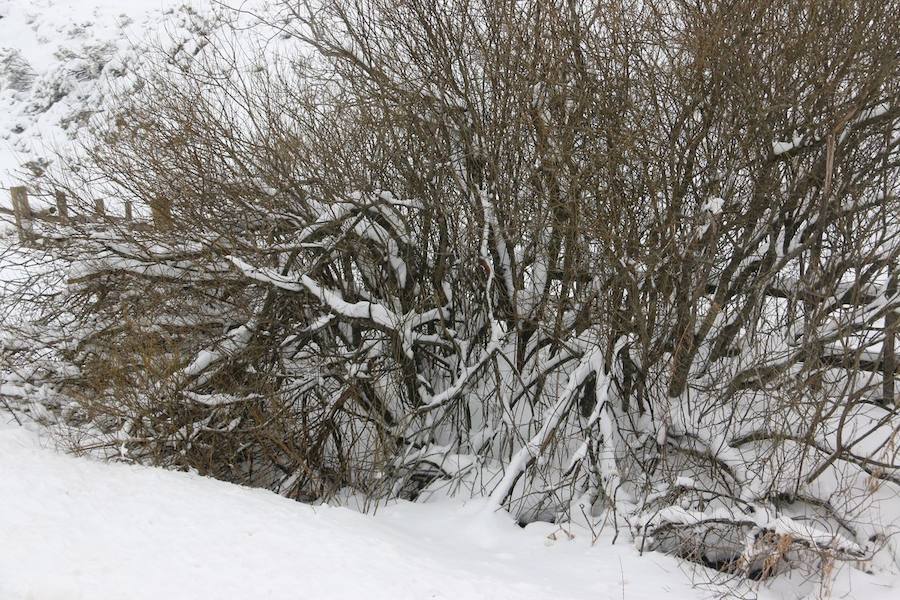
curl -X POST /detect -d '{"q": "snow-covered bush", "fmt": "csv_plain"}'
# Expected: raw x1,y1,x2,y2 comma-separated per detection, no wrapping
0,48,35,93
3,0,900,586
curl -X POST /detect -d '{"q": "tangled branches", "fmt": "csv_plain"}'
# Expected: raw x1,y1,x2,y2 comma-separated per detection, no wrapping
2,0,900,586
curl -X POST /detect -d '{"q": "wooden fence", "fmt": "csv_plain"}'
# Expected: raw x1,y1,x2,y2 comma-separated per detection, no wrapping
1,186,165,239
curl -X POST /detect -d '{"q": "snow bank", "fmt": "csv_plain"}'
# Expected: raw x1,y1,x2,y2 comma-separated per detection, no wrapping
2,414,896,599
0,417,713,600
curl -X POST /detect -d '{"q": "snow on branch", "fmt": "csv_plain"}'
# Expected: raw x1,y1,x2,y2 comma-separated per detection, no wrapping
228,256,400,330
182,322,255,385
486,343,614,511
416,320,506,411
639,506,865,558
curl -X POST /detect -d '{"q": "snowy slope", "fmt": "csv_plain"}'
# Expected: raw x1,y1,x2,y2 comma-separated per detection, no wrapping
0,0,219,201
0,416,708,600
1,415,897,600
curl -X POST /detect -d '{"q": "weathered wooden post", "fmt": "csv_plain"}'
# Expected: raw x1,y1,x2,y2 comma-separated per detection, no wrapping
94,197,106,218
10,186,33,242
55,190,69,223
151,197,172,230
124,200,133,225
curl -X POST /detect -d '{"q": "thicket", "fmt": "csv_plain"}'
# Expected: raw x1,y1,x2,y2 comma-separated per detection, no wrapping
3,0,900,588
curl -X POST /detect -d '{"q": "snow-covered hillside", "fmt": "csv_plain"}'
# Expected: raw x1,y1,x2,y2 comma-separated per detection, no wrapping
0,0,221,198
0,416,698,600
0,415,894,600
1,415,897,600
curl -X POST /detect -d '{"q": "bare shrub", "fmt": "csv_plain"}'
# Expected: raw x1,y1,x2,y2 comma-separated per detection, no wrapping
2,0,899,587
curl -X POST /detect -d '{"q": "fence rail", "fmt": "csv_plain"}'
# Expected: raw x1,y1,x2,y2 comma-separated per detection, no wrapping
2,187,161,237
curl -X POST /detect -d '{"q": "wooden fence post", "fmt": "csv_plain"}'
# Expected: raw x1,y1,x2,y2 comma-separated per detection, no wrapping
151,197,172,230
55,190,69,223
124,200,133,225
10,186,33,242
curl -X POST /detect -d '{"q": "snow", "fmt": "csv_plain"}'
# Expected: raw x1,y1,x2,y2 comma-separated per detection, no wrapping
229,255,402,330
772,132,804,156
772,140,796,155
702,196,725,215
0,0,189,189
182,321,255,380
3,414,898,600
0,416,712,600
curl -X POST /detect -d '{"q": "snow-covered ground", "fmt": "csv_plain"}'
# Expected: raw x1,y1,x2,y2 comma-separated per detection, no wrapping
2,412,898,600
0,415,709,600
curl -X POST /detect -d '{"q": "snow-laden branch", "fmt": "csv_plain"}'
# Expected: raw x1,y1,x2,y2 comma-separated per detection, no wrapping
68,253,229,283
416,320,506,412
479,186,516,311
486,343,613,511
638,506,865,558
228,256,400,330
182,322,255,386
